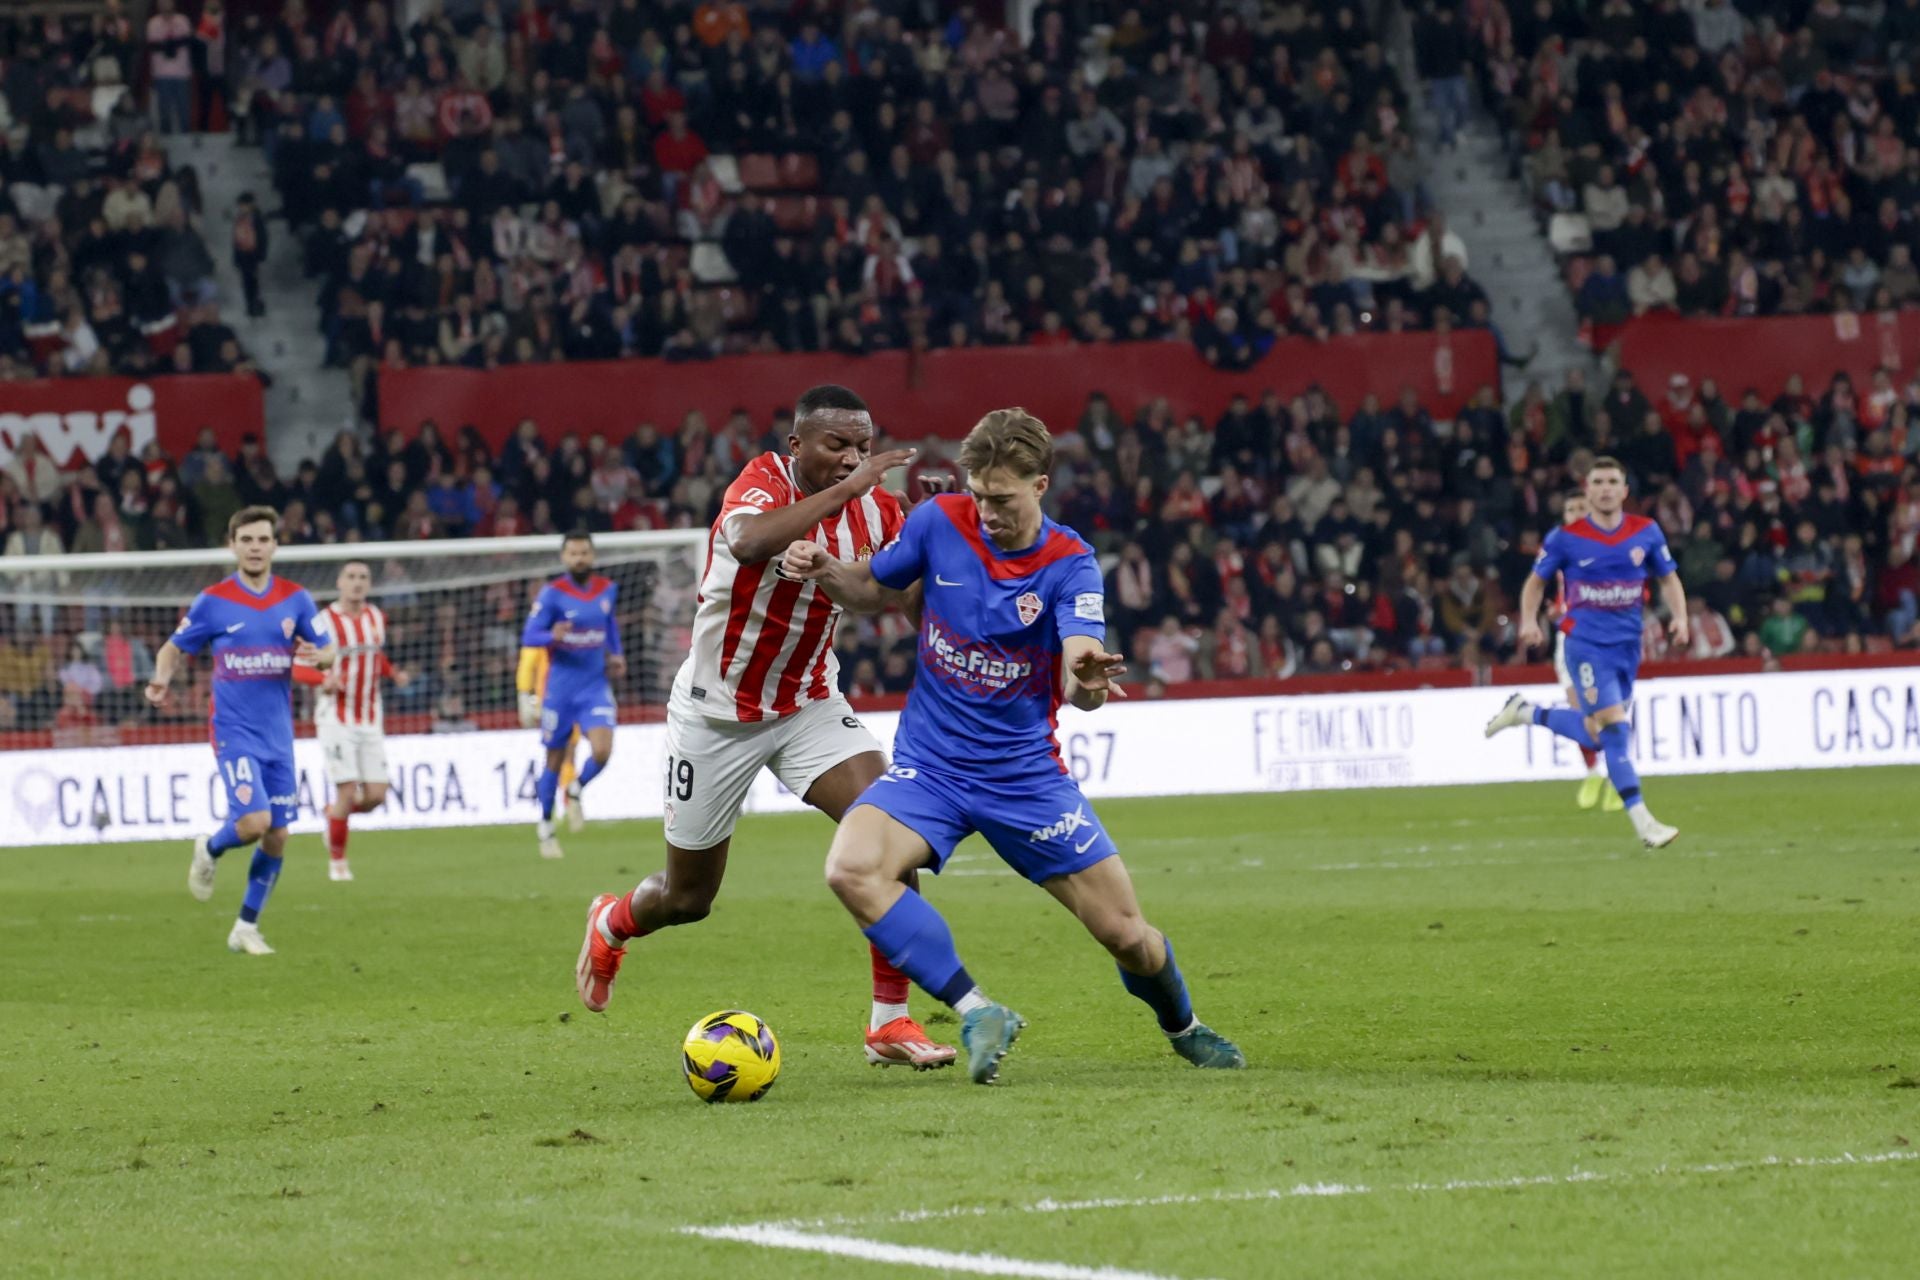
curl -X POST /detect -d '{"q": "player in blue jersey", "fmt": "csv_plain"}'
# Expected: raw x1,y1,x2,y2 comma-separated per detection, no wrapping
145,506,336,955
520,532,626,858
782,408,1245,1083
1485,456,1688,848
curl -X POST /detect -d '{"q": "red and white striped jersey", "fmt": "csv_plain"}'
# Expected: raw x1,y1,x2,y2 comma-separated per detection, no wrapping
682,452,904,722
307,604,392,728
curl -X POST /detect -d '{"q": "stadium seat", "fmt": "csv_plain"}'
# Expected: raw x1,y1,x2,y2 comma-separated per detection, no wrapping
737,154,780,192
776,153,820,191
690,242,738,284
1548,214,1593,256
766,195,817,233
708,155,744,194
407,163,449,202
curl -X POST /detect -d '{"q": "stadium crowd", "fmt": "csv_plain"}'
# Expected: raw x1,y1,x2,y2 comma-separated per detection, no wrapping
0,8,260,383
0,2,1917,740
1469,0,1920,324
3,358,1918,737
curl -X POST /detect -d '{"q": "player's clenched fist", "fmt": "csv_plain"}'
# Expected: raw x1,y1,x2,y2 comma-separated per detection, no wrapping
781,540,833,580
1517,617,1545,651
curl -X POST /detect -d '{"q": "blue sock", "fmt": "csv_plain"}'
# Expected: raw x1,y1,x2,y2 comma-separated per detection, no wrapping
1119,935,1195,1034
574,757,605,791
862,890,977,1008
1532,706,1600,750
207,817,245,858
237,848,282,924
1597,721,1642,809
536,768,560,820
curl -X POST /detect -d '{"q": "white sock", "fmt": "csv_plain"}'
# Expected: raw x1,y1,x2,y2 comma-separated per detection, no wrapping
1165,1016,1199,1039
953,988,992,1016
1587,761,1606,778
870,1001,910,1031
537,818,554,839
566,782,581,801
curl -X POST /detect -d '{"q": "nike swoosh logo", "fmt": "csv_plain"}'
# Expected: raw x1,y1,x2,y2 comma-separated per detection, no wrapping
1577,559,1596,567
226,622,246,632
935,575,961,587
1074,832,1099,853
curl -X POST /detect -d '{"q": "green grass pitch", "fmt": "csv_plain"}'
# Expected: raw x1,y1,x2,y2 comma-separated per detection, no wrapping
3,770,1917,1278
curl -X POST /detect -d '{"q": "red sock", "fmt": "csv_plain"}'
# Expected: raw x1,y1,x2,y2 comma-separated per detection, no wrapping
1579,747,1599,769
870,944,910,1006
327,816,349,860
606,888,647,942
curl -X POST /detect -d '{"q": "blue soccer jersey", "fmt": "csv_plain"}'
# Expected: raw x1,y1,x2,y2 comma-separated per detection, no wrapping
857,494,1120,883
521,574,622,746
171,574,325,826
1532,514,1675,649
871,494,1107,773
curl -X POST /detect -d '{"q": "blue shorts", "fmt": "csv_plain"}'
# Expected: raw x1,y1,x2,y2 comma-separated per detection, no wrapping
216,748,299,830
541,682,618,749
1561,634,1638,714
853,762,1119,884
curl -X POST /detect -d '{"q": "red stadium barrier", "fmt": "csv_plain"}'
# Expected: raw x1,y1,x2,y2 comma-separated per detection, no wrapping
377,333,1499,448
0,375,265,469
1615,311,1920,400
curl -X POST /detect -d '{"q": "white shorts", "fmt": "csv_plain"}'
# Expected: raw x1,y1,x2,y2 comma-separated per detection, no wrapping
319,721,389,786
662,681,881,851
1554,632,1574,693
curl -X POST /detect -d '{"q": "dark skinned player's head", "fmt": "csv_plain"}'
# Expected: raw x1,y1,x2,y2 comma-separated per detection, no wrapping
789,385,875,495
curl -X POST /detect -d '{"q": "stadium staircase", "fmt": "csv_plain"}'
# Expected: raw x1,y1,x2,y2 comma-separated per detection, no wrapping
1388,7,1590,402
182,133,352,472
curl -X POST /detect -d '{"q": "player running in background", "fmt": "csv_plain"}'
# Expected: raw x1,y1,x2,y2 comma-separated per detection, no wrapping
1551,493,1620,812
516,647,584,831
781,407,1245,1083
145,506,335,955
1486,456,1687,848
574,383,957,1071
292,560,409,882
521,532,625,858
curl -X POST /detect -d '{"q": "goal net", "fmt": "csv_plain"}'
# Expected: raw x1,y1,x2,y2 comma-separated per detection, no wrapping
0,530,707,844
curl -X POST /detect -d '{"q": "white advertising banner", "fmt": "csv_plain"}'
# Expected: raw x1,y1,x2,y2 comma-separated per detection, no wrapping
3,667,1915,847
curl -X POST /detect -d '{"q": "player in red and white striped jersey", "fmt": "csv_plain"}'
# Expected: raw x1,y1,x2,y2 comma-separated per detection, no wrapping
293,561,409,882
575,384,957,1070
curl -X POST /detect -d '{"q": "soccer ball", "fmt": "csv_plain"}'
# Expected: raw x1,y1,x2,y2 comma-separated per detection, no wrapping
681,1010,781,1104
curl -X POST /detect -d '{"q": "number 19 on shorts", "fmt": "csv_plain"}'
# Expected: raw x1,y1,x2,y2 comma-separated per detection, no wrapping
665,754,695,801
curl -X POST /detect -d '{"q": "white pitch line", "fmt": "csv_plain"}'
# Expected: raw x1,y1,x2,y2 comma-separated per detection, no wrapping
746,1149,1920,1233
680,1224,1203,1280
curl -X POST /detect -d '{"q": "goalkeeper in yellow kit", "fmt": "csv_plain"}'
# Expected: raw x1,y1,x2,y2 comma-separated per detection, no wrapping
517,645,585,833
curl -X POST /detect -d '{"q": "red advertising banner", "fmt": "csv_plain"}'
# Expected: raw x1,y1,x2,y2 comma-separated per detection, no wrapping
0,375,265,469
1615,311,1920,400
378,333,1498,449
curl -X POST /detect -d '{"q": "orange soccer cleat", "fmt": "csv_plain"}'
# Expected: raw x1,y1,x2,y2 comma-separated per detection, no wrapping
575,893,627,1013
863,1016,959,1070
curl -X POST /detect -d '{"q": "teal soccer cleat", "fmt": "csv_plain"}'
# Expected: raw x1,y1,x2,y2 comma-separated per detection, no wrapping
1170,1023,1247,1069
960,1004,1027,1084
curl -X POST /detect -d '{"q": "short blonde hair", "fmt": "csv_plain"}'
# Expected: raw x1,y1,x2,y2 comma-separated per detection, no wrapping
959,407,1053,479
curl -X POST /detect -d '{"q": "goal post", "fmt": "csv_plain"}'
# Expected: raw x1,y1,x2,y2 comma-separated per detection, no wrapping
0,530,711,845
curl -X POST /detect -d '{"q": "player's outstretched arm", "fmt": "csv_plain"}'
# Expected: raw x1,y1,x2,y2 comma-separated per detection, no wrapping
1517,574,1548,651
781,540,898,613
1659,572,1690,648
145,640,184,707
728,447,917,564
1062,634,1128,711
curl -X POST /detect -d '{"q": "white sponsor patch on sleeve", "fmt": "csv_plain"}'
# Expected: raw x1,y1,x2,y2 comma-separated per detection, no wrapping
1074,592,1105,621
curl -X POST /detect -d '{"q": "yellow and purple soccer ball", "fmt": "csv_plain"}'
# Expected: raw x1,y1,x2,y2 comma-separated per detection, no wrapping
681,1010,781,1103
